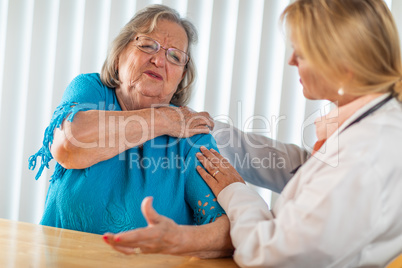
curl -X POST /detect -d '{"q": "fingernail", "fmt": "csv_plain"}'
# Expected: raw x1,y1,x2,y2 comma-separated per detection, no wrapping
211,148,217,152
200,146,206,150
103,235,108,240
114,237,120,242
196,152,201,157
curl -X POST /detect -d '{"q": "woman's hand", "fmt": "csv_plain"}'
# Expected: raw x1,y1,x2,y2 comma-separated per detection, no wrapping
103,196,233,258
103,197,183,255
196,146,245,197
156,106,214,138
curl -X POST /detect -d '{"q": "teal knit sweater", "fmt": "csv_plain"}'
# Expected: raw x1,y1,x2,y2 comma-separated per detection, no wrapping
29,73,224,234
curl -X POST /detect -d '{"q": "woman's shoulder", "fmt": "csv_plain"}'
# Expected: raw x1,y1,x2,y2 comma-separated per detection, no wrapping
186,133,216,144
181,133,219,154
61,73,116,106
71,73,105,88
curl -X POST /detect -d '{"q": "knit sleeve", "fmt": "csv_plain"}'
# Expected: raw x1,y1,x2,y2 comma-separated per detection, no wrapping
28,73,107,181
183,134,226,225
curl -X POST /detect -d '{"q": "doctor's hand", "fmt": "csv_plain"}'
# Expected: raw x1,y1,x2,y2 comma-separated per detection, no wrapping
103,197,182,255
196,146,245,197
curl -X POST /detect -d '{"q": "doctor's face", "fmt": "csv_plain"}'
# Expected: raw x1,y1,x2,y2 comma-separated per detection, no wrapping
288,40,338,102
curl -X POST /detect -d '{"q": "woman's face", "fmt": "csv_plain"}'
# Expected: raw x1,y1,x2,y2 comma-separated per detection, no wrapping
288,39,338,102
116,19,188,110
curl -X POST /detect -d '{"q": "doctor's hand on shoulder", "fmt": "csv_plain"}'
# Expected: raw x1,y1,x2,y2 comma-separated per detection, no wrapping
196,146,245,197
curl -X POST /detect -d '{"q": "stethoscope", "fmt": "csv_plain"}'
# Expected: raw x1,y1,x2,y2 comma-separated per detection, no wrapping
290,94,394,175
340,94,393,132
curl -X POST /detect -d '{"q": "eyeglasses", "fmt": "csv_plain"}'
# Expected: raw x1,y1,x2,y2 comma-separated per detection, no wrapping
134,36,189,66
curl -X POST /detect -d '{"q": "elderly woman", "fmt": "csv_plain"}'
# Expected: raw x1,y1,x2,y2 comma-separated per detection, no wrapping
196,0,402,267
29,5,232,258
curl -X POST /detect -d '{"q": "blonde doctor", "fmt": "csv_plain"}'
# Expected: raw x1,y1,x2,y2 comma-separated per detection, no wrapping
197,0,402,267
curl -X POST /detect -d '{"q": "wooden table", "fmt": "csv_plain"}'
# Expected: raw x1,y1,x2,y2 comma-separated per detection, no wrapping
0,219,238,268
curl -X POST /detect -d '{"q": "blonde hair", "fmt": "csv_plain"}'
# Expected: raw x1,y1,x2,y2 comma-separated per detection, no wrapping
100,4,198,106
281,0,402,101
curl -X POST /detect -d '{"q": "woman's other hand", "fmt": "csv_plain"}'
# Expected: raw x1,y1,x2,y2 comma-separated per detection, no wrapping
103,196,233,258
196,146,245,197
157,106,214,138
103,197,183,255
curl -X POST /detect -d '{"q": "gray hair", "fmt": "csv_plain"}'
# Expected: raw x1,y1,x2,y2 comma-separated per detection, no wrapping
100,4,198,106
